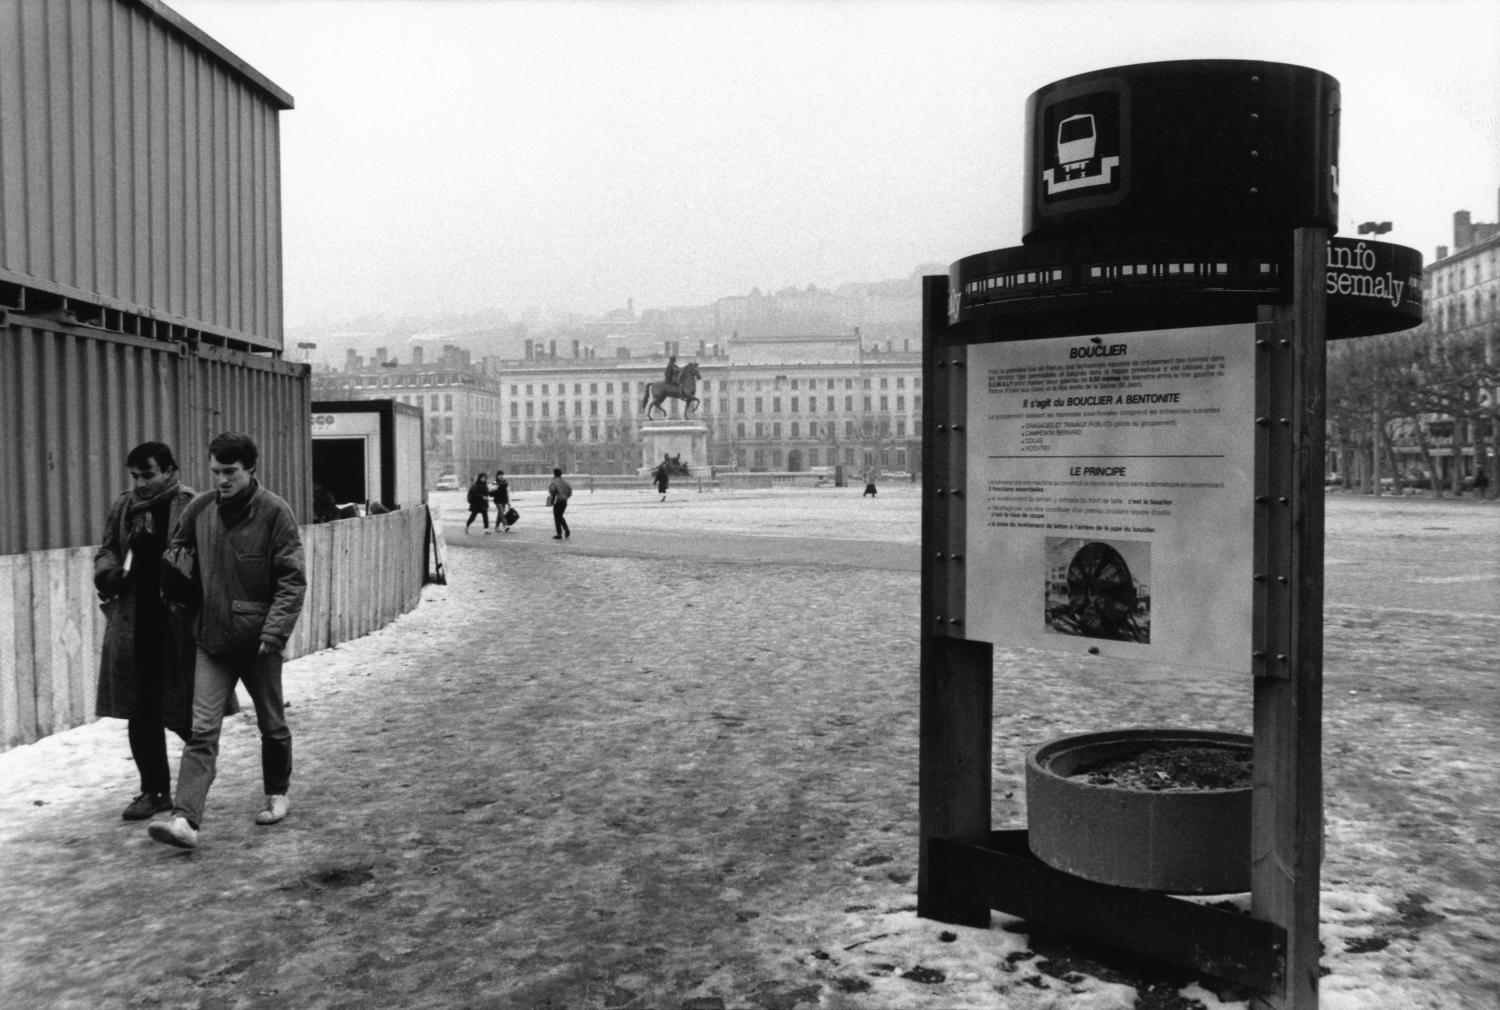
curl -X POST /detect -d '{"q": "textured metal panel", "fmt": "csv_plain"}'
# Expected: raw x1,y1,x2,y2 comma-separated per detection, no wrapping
1,316,310,555
0,0,291,350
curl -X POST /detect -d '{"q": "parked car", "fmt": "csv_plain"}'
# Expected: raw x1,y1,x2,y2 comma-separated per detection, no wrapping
433,474,459,491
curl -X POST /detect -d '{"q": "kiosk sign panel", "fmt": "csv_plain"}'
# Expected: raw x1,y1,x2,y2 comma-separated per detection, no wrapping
964,323,1255,673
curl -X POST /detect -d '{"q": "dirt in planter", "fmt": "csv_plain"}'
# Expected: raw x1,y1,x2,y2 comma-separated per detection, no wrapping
1071,745,1252,791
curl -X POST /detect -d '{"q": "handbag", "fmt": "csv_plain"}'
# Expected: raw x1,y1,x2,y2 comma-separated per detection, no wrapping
504,506,520,526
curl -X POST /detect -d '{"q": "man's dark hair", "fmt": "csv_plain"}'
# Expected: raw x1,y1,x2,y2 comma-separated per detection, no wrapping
552,467,562,477
126,441,177,473
208,432,259,470
496,470,504,477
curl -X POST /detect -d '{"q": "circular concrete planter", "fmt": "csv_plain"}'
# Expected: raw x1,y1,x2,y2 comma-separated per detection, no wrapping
1026,727,1252,893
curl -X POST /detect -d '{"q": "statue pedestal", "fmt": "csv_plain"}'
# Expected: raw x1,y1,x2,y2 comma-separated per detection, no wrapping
640,421,708,476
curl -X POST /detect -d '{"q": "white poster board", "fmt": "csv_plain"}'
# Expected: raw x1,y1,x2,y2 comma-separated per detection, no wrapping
965,324,1255,673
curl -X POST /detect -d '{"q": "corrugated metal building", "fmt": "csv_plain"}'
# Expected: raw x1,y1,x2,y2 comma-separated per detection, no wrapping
0,0,309,554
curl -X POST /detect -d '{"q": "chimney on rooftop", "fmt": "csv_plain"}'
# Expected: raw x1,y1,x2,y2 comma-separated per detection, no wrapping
412,344,424,366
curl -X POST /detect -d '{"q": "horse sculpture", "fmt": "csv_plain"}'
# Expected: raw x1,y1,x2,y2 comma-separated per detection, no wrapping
640,361,701,420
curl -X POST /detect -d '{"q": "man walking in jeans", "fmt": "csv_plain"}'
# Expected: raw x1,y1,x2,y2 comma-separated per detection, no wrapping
149,432,306,850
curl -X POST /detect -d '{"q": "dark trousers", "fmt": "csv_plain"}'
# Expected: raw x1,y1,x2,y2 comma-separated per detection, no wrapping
174,647,291,828
128,715,184,795
552,500,570,536
466,507,489,530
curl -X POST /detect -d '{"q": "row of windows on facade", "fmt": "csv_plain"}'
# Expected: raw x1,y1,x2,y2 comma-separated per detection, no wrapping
509,393,921,419
326,374,921,415
494,417,921,443
500,444,905,470
1432,248,1499,295
505,375,918,397
343,388,921,422
409,412,921,442
330,374,918,398
1432,289,1497,331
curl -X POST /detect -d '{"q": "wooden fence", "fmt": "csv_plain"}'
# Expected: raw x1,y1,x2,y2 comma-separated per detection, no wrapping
0,506,432,752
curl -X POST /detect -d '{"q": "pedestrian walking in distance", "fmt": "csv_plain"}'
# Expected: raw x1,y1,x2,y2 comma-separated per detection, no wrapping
490,470,512,532
465,472,491,534
653,459,670,502
548,467,573,539
148,432,306,851
95,441,230,822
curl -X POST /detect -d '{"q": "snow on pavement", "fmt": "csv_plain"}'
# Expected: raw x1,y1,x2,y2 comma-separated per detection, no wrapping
0,487,1495,1009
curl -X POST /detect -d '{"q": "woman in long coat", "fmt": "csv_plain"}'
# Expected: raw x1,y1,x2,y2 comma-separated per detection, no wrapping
94,442,227,820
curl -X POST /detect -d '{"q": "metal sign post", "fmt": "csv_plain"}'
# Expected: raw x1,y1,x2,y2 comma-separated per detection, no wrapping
917,61,1421,1010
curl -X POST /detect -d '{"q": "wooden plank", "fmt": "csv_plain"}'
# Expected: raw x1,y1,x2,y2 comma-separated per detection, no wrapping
1250,227,1327,1010
918,272,994,928
0,554,32,749
80,546,104,720
28,551,55,737
352,518,370,639
307,520,326,654
936,832,1285,992
330,518,351,646
58,546,94,726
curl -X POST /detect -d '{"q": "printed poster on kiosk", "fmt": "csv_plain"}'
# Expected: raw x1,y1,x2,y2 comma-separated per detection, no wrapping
965,324,1256,674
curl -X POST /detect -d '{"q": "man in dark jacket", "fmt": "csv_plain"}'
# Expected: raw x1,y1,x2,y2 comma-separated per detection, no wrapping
465,472,491,534
149,433,306,850
94,442,202,821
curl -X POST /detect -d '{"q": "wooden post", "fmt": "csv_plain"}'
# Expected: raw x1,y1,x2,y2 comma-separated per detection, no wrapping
1250,227,1327,1009
917,274,993,927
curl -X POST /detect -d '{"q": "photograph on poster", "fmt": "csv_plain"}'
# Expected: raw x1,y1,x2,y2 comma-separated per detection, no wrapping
966,323,1255,673
1044,537,1151,643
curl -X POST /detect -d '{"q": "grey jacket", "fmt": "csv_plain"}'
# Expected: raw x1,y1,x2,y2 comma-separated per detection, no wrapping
170,482,306,656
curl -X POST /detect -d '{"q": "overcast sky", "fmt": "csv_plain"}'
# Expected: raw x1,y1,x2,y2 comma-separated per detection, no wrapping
167,0,1500,330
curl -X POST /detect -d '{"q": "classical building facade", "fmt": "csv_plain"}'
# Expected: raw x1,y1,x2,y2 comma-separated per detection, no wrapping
314,333,923,480
1389,199,1500,488
311,344,503,484
491,333,923,475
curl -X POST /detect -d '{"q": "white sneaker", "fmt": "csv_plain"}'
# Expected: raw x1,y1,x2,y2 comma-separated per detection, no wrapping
148,815,198,849
256,794,290,825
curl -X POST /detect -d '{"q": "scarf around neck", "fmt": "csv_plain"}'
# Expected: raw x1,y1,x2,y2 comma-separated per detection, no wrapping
217,477,259,528
123,474,182,543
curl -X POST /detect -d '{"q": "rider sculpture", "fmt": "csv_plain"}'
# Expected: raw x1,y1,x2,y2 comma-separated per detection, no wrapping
641,358,701,420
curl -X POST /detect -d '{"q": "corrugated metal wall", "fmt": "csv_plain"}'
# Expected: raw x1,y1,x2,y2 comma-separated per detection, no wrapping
1,315,311,555
0,0,293,351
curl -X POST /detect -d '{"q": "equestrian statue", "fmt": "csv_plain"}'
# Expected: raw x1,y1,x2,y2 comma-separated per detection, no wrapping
640,357,701,420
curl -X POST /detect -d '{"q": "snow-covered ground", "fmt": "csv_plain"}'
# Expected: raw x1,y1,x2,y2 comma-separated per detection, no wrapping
1,486,1495,1009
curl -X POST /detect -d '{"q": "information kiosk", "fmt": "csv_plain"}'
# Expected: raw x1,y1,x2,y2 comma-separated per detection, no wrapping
917,61,1420,1010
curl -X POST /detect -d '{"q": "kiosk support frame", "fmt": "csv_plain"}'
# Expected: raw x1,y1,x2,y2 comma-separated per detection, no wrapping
917,229,1330,1009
